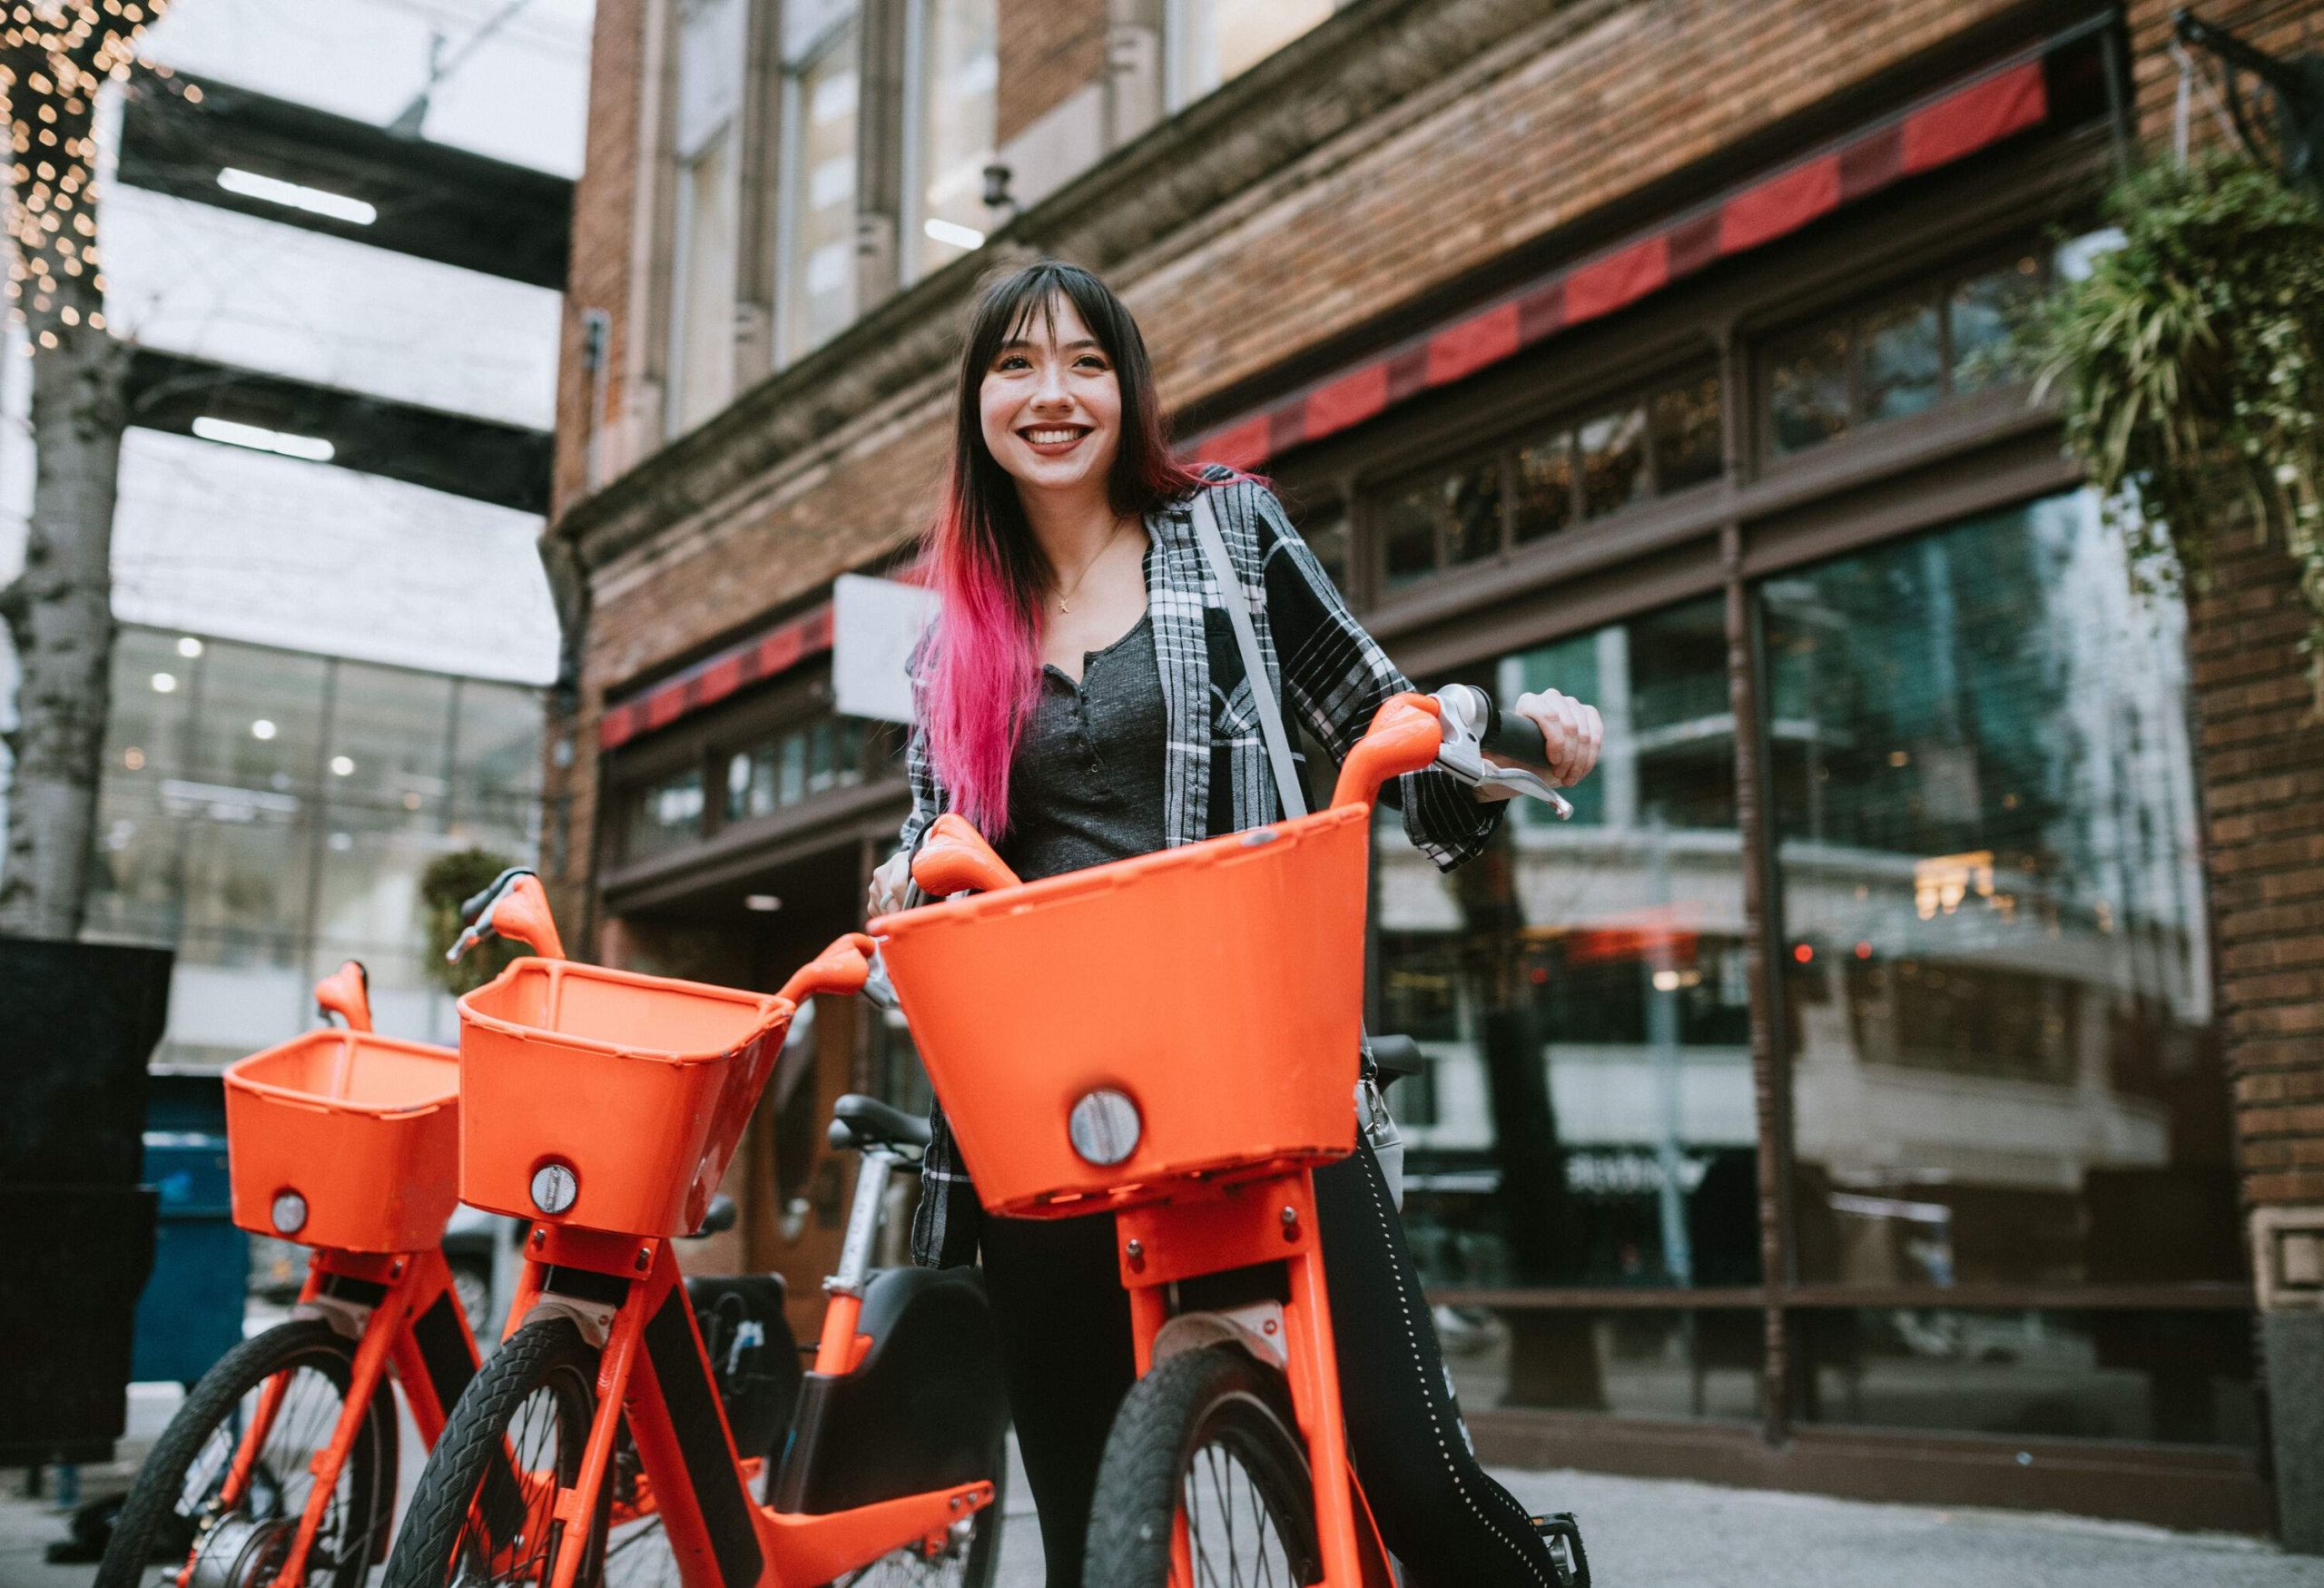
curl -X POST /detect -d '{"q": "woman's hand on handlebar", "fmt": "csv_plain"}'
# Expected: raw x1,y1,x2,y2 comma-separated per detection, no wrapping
868,848,911,918
1483,688,1602,794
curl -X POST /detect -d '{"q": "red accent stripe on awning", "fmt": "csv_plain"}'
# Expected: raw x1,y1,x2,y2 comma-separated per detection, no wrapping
1903,58,2047,174
599,600,835,750
1719,154,1841,254
1183,42,2063,469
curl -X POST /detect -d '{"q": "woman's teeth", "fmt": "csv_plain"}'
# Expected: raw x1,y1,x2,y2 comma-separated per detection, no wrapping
1025,428,1086,445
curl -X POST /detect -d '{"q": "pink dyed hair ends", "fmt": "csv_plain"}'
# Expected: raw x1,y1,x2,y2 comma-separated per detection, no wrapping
921,484,1040,837
917,261,1201,837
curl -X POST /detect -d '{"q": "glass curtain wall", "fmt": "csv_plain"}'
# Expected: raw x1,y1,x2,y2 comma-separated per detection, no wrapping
1373,489,2247,1446
779,1,861,363
667,0,748,433
907,0,997,277
85,626,543,1063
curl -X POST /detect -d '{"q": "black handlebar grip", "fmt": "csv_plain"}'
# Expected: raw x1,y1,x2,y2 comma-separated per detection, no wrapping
1472,688,1551,767
459,865,534,926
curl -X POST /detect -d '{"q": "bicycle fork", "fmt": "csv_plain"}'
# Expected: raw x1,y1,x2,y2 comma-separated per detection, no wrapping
201,1248,474,1588
1113,1167,1394,1588
508,1223,993,1588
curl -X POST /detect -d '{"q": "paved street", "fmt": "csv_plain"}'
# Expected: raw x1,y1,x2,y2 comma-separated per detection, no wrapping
10,1420,2323,1588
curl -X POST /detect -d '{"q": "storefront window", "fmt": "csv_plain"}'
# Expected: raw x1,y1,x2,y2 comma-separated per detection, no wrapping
667,0,746,433
724,715,869,824
781,8,861,362
1768,492,2234,1297
189,642,329,793
1767,249,2047,458
329,662,455,816
1374,369,1722,590
624,767,706,862
1378,596,1754,1305
910,0,997,277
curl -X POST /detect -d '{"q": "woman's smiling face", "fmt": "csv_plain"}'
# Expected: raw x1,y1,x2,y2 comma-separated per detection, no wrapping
979,294,1123,499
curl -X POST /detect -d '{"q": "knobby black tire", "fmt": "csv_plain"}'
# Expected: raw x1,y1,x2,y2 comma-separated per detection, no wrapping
384,1316,601,1588
1083,1346,1322,1588
95,1317,393,1588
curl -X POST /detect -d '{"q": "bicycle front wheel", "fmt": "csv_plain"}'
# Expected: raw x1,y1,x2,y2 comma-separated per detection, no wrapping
1083,1346,1322,1588
384,1317,680,1588
95,1317,394,1588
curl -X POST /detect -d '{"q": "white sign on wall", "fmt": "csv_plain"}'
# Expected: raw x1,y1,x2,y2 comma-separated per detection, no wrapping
832,573,938,725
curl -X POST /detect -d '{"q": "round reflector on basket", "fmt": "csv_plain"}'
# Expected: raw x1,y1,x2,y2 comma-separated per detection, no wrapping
270,1189,308,1236
529,1159,580,1215
1068,1089,1141,1166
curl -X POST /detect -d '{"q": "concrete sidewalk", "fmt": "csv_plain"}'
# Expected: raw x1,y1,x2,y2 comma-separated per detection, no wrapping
11,1450,2322,1588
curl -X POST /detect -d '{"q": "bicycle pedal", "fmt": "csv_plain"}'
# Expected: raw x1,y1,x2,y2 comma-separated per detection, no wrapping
1530,1512,1590,1588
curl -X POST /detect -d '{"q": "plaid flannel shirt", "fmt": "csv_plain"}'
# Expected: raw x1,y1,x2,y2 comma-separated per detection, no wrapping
900,469,1502,1268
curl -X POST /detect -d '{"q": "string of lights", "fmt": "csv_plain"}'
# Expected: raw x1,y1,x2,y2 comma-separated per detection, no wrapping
0,0,190,350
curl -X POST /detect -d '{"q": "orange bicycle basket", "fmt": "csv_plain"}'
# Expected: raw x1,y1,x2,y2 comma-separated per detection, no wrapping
874,693,1448,1218
875,804,1373,1217
456,960,793,1238
223,1031,462,1252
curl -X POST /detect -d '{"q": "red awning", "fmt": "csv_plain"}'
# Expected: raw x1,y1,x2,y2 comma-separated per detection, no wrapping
1186,35,2075,470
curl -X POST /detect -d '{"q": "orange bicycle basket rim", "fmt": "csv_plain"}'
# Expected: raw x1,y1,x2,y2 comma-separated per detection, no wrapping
224,1031,461,1252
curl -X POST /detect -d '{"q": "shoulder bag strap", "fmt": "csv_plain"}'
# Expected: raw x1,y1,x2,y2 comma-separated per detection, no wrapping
1189,488,1307,819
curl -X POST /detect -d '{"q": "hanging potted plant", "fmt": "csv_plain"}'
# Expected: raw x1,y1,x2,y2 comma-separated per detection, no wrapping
2029,152,2324,688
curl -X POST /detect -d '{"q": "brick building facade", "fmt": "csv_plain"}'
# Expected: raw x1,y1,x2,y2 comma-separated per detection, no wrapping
543,0,2324,1541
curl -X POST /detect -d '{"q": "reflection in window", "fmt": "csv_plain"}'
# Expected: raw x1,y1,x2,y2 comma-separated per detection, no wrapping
911,0,997,277
725,715,869,823
1376,596,1754,1323
625,767,705,863
1795,1308,2255,1448
1438,1307,1764,1423
1649,374,1722,493
1577,407,1648,519
1767,492,2232,1315
1514,431,1576,544
454,679,546,813
1171,0,1333,105
1950,253,2043,393
1374,370,1720,591
1768,249,2049,457
781,15,861,362
1768,326,1849,455
1858,299,1940,421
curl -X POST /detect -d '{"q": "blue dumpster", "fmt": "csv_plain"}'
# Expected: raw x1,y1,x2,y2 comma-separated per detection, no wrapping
133,1069,248,1386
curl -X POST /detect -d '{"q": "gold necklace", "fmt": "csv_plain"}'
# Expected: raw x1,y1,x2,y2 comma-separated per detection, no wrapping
1052,519,1131,614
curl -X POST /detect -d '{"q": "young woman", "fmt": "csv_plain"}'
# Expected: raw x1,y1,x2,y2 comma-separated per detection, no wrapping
871,261,1603,1588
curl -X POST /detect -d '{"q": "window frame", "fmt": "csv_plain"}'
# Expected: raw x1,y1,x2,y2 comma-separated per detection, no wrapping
773,6,865,369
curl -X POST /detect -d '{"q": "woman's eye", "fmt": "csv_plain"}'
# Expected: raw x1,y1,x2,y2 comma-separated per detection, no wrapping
995,355,1030,371
1076,357,1109,372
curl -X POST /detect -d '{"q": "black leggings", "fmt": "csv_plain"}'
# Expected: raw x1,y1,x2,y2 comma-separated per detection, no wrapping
978,1143,1563,1588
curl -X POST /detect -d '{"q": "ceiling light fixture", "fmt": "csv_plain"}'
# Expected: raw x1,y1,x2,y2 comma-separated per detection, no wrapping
192,415,336,463
216,166,378,225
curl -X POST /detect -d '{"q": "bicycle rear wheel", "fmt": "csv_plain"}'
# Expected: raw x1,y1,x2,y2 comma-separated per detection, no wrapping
1083,1346,1322,1588
94,1317,393,1588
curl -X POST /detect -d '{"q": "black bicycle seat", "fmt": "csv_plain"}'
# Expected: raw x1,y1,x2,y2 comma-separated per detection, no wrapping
827,1093,932,1153
1368,1034,1427,1088
685,1192,738,1238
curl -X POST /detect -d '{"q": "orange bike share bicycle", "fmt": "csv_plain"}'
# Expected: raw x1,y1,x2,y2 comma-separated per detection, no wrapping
873,686,1589,1588
94,960,480,1588
381,873,1009,1588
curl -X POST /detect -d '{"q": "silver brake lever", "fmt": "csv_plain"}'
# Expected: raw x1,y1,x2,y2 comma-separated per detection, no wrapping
1431,686,1575,819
